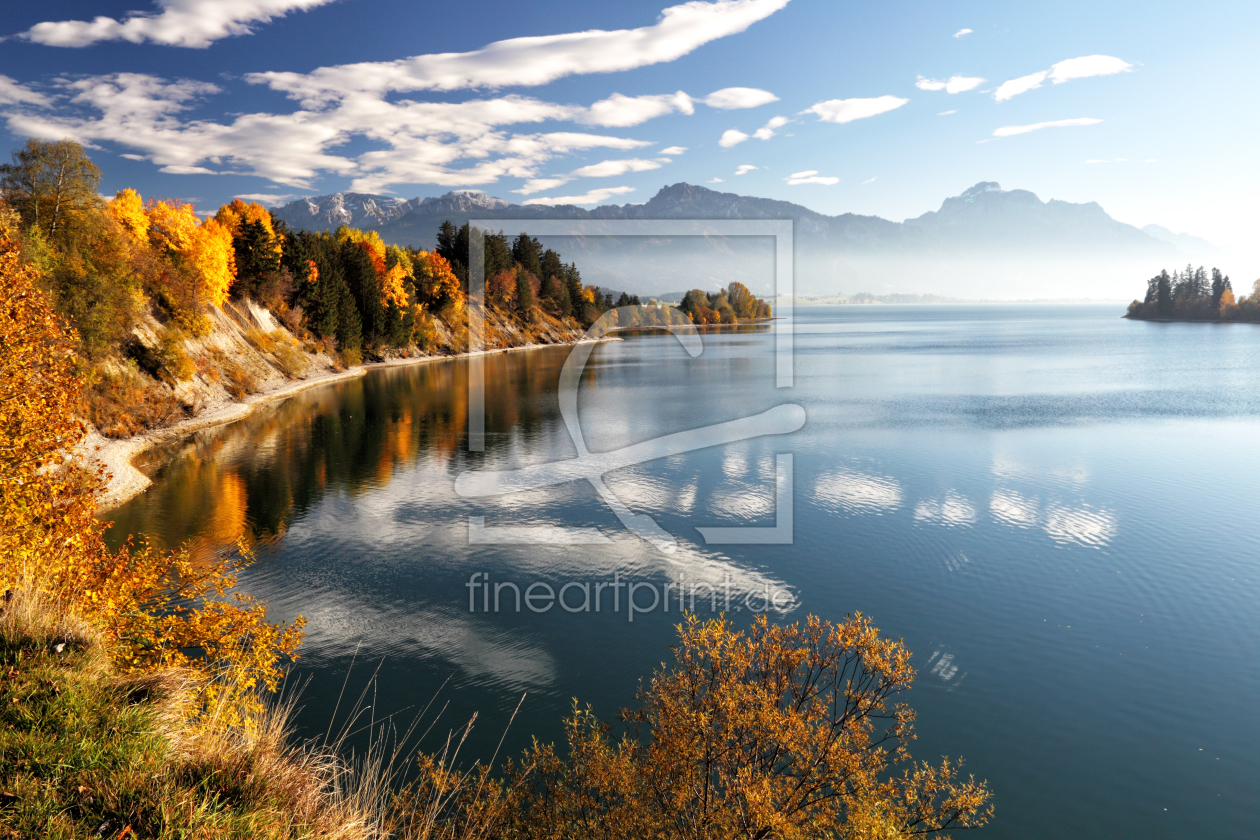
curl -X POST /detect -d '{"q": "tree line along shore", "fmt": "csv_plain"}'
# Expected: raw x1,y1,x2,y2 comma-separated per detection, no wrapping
1127,264,1260,322
0,137,772,444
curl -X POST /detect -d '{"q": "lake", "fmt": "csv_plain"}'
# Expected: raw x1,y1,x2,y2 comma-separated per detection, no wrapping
106,304,1260,839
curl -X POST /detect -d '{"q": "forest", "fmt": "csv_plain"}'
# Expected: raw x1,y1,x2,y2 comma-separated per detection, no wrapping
0,138,689,438
1127,264,1260,322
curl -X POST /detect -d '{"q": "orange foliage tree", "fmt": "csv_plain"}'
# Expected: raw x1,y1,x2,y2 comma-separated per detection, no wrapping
413,249,463,312
146,198,236,309
0,206,302,718
214,198,282,259
494,613,992,839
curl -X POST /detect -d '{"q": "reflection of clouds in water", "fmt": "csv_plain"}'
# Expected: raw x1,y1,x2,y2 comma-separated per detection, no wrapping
813,468,903,514
722,447,749,479
675,481,697,513
914,492,977,527
988,454,1118,547
990,489,1040,528
1042,503,1117,547
266,591,558,690
710,487,774,520
284,461,796,613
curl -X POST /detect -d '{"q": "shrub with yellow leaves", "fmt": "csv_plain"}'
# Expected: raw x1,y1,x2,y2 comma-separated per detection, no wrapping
410,613,992,839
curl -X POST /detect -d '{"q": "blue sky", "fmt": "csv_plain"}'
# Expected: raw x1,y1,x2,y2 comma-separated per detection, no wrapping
2,0,1256,274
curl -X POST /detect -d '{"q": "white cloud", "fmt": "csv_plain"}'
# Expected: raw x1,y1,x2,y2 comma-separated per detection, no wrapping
18,0,336,49
708,177,724,182
703,86,779,109
0,75,50,107
513,177,571,195
719,128,750,147
915,75,984,94
233,192,302,205
803,95,908,124
0,4,790,194
584,91,693,127
250,0,792,102
938,109,957,116
995,55,1132,101
861,176,876,185
993,70,1048,102
785,170,838,185
992,117,1102,137
568,157,665,178
522,186,636,206
953,28,973,38
1050,55,1133,84
0,73,659,191
659,145,687,155
734,164,758,175
752,114,789,140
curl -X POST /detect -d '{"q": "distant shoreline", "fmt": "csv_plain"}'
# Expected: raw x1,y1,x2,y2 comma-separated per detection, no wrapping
782,297,1127,306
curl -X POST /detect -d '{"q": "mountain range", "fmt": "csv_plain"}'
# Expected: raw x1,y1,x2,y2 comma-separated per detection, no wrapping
273,182,1218,300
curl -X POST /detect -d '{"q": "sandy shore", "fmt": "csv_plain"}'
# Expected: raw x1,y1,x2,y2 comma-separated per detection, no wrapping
87,338,608,512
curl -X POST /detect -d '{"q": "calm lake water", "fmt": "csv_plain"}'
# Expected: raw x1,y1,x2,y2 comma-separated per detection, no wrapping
107,304,1260,839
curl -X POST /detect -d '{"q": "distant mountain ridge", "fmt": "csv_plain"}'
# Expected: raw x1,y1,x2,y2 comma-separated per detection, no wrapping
272,182,1208,299
275,181,1189,256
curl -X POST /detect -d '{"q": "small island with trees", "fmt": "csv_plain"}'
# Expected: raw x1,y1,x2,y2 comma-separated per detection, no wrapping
1127,264,1260,322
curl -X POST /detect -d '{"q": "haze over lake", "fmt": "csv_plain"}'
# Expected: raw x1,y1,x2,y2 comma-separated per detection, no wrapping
109,305,1260,839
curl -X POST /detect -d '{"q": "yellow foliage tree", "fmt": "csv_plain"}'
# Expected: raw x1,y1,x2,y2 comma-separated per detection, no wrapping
214,198,282,258
0,205,301,720
383,244,413,310
185,217,236,307
146,199,236,309
107,188,149,243
337,227,414,309
413,249,463,312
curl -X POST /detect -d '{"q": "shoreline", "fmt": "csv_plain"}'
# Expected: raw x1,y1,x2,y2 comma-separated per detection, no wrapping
89,337,606,513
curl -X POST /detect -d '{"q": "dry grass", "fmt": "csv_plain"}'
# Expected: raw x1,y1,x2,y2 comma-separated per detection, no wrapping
270,336,311,380
223,359,259,400
84,364,186,438
0,588,393,839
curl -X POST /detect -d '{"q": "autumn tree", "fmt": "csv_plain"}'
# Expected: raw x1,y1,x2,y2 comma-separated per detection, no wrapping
414,613,992,839
727,281,758,320
413,248,463,312
0,139,102,243
215,198,283,297
486,266,517,310
0,204,302,718
145,198,236,317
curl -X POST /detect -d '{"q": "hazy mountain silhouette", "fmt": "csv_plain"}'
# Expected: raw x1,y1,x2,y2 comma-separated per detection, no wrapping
274,182,1190,299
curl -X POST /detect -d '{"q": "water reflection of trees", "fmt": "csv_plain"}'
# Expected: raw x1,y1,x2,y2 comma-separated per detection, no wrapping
105,348,574,554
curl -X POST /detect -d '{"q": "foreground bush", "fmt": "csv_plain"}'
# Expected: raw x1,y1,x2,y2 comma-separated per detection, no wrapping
396,613,992,840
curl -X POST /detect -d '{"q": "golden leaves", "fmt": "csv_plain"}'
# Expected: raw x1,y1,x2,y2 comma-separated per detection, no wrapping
143,198,237,309
486,613,992,839
107,188,149,242
0,220,301,726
